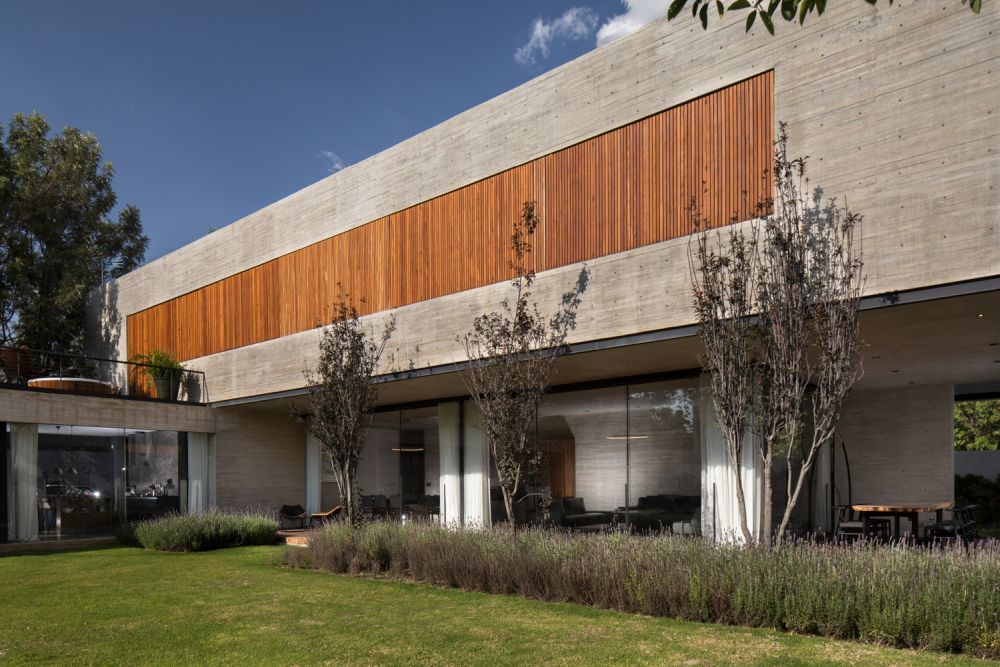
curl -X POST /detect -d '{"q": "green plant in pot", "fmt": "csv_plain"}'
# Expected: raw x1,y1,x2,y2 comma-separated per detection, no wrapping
131,349,184,400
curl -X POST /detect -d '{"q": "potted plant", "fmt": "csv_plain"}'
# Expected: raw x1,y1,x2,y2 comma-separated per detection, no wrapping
131,349,185,400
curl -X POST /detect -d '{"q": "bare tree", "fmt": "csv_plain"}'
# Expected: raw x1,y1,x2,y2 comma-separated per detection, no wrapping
774,180,864,541
689,210,759,544
753,130,811,547
300,300,396,527
690,124,864,545
460,201,588,526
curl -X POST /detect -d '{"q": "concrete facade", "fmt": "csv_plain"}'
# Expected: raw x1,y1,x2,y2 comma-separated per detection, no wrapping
92,0,999,406
0,388,215,433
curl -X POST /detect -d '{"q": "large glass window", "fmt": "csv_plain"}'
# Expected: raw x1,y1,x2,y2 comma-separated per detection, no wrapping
122,430,182,521
3,423,184,542
535,386,628,530
354,406,440,522
624,379,701,533
485,378,701,532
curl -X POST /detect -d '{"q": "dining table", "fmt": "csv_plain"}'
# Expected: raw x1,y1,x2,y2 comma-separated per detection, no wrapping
852,501,954,539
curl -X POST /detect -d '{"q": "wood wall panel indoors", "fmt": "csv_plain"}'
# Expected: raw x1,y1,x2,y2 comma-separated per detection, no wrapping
127,72,774,364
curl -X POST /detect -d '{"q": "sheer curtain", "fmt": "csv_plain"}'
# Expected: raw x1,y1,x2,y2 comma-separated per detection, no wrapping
304,432,321,514
462,401,491,527
700,386,761,543
188,432,210,514
11,423,39,541
437,402,462,527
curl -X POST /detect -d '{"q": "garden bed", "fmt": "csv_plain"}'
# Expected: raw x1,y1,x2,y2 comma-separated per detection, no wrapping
284,523,1000,659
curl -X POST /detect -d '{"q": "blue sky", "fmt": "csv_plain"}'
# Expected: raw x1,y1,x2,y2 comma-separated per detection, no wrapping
1,1,664,262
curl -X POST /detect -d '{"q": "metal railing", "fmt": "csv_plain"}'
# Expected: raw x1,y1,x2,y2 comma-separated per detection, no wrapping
0,345,208,404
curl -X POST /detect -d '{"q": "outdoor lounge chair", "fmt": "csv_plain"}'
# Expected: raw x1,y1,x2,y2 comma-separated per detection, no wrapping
279,504,308,529
309,505,344,527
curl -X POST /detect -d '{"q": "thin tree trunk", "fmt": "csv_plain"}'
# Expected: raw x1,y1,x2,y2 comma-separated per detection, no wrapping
503,488,515,528
728,443,753,544
761,448,773,547
776,445,819,541
733,473,753,544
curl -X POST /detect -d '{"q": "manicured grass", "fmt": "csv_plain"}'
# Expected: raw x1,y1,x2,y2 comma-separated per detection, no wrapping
0,546,991,666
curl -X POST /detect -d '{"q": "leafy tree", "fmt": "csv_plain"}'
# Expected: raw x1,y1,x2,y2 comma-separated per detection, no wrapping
300,300,396,527
0,112,147,353
955,399,1000,451
666,0,982,34
460,202,588,526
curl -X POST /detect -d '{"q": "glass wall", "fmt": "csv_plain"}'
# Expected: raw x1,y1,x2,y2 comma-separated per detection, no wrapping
353,406,440,521
3,423,184,542
534,386,628,529
488,377,701,532
326,378,701,532
624,380,701,533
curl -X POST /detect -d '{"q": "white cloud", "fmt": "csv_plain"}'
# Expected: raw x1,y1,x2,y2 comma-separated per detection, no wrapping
596,0,663,47
515,7,599,65
320,149,346,174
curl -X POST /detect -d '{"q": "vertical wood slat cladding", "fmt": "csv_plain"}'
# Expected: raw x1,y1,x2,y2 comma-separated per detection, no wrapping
128,72,773,364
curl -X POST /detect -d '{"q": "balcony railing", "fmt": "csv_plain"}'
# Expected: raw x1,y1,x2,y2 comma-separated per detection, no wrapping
0,346,208,404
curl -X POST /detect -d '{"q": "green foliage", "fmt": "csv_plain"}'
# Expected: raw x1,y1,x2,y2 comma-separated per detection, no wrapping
955,399,1000,451
130,510,277,552
955,473,1000,531
667,0,980,33
0,112,147,353
301,298,395,527
287,523,1000,659
130,348,184,380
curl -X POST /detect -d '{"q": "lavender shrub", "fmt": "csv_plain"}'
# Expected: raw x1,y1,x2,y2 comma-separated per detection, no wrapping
283,523,1000,658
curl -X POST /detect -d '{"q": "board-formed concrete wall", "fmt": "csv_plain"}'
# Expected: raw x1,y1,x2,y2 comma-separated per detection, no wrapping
834,385,955,514
212,406,305,509
0,387,215,433
92,0,999,403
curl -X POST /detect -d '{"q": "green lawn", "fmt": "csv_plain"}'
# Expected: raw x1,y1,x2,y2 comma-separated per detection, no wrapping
0,546,991,666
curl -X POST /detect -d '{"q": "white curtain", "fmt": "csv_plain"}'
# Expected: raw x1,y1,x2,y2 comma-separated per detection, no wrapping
305,432,321,514
700,385,761,543
188,432,210,514
462,401,491,527
11,423,39,541
437,402,462,527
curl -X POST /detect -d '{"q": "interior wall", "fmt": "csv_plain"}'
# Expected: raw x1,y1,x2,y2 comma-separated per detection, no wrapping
834,385,955,508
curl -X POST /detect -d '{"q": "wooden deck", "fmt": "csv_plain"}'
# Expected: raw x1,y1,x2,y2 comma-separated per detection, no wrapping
276,529,314,547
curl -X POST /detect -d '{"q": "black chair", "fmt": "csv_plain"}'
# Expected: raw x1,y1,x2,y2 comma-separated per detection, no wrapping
924,505,979,542
835,505,889,541
279,504,308,529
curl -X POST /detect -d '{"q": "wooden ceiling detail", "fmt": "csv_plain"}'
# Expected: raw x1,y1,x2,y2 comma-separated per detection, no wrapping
128,71,774,363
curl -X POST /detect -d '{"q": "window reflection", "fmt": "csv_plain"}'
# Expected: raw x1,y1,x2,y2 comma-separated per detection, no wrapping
625,380,701,534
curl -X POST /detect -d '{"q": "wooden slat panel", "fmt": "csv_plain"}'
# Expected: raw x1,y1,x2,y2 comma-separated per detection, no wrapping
127,72,774,363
